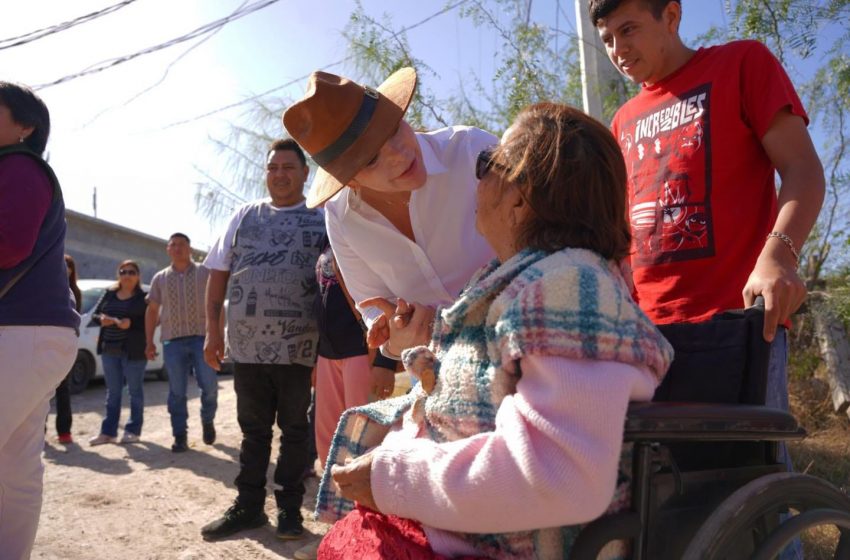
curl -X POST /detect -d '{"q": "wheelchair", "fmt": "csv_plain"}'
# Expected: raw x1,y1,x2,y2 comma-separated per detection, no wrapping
570,300,850,560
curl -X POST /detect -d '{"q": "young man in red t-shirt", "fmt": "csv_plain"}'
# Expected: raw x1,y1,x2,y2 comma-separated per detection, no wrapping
591,0,824,336
591,0,824,402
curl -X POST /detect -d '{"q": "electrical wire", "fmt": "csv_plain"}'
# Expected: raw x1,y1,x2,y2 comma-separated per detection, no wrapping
0,0,138,51
32,0,280,90
161,0,470,129
79,10,232,128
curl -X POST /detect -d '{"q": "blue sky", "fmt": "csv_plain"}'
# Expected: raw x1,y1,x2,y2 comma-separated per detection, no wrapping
2,0,731,250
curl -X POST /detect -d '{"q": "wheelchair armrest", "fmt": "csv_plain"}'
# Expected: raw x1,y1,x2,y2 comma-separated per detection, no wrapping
624,402,806,442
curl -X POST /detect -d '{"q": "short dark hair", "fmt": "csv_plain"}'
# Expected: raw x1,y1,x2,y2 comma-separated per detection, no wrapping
0,81,50,155
589,0,679,26
169,232,191,244
267,138,307,167
494,102,631,261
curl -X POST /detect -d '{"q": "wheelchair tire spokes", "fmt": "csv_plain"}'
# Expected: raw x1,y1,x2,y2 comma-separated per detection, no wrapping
681,472,850,560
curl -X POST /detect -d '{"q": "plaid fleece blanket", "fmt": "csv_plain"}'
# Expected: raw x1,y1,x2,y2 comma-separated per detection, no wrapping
316,248,673,558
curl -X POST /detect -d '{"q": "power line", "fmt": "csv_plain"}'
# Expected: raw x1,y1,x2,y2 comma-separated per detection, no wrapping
0,0,138,51
161,56,355,130
161,0,470,129
32,0,280,91
80,14,230,128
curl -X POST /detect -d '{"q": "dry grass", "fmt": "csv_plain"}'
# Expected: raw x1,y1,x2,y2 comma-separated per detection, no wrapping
788,377,850,489
787,375,850,558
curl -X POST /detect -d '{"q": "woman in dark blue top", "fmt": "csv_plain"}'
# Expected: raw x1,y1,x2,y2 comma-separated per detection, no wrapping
89,259,149,445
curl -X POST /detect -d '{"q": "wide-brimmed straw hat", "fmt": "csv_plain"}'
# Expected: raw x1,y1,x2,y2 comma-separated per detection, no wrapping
282,67,417,208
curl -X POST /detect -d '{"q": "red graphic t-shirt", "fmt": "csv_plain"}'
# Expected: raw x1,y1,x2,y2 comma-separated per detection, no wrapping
611,40,807,325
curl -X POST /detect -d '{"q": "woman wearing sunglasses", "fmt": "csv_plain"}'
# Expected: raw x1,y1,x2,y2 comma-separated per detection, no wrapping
315,103,674,559
89,260,148,445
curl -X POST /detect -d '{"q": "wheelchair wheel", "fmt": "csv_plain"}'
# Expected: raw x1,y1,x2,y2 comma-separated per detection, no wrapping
681,472,850,560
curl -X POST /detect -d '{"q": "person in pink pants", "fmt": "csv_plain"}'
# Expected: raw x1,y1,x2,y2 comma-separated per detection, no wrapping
313,236,397,468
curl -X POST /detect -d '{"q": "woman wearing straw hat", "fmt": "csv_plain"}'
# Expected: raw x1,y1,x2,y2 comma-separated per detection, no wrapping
284,68,499,560
283,67,498,379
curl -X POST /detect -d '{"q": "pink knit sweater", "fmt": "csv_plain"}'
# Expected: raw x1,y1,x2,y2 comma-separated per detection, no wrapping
370,355,657,558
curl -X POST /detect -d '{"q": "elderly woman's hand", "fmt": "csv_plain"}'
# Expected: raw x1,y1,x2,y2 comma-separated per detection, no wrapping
371,366,396,400
360,297,434,356
331,453,380,512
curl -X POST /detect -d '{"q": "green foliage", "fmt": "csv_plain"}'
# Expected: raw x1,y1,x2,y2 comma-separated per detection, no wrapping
824,273,850,331
787,343,822,381
724,0,817,62
342,0,589,134
716,0,850,282
345,3,447,130
196,0,628,219
195,98,285,222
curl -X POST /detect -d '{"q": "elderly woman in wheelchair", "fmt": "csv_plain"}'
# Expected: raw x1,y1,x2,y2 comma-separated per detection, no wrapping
313,102,674,559
315,102,850,559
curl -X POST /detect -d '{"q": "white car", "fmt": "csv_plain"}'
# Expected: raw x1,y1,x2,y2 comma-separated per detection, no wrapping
69,279,167,394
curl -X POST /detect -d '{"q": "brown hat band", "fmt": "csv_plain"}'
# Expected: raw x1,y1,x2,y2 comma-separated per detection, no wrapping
312,86,381,168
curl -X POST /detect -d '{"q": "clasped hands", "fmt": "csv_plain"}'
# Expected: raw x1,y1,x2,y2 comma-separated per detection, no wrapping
331,298,435,511
360,297,435,356
100,314,130,330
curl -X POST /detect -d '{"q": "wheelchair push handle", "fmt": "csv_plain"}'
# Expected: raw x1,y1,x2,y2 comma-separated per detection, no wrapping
748,295,766,310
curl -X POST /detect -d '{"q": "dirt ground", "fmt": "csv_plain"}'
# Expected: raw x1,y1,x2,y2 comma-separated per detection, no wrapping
35,374,327,560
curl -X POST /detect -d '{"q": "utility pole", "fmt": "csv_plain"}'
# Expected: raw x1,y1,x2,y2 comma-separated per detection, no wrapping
92,186,97,218
574,0,623,122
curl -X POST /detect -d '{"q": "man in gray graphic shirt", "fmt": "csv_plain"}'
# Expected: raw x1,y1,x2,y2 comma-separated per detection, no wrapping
201,138,324,542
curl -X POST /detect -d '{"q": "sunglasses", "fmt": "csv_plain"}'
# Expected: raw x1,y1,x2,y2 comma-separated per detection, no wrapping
475,149,499,180
476,148,524,182
476,149,540,216
118,269,138,276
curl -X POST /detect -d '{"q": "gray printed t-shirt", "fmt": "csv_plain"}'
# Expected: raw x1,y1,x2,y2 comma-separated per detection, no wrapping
205,199,324,366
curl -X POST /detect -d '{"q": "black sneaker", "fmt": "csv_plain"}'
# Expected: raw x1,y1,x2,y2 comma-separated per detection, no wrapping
201,504,268,541
203,422,216,445
276,508,304,540
171,435,188,453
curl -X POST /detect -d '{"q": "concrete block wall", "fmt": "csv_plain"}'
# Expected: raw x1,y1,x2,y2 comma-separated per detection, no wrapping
65,210,207,284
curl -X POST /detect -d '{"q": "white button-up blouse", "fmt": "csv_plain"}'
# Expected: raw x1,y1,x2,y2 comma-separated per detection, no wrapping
324,125,498,326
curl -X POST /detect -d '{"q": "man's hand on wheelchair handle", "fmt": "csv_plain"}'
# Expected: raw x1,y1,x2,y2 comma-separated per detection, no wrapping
743,248,807,343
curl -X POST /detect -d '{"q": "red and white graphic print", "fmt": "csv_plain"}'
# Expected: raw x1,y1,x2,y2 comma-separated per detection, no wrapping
620,84,714,267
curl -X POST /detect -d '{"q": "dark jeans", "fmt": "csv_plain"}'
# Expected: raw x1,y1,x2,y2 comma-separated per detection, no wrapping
233,362,312,512
54,372,72,435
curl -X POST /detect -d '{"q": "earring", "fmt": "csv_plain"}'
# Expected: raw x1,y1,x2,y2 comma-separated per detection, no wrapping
18,136,24,143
